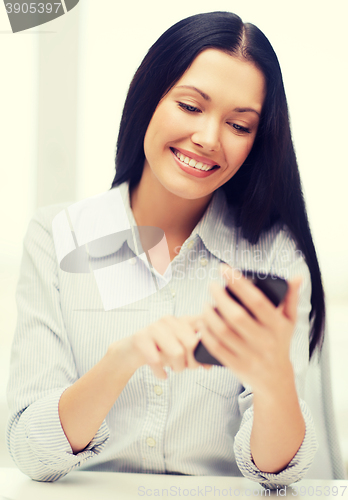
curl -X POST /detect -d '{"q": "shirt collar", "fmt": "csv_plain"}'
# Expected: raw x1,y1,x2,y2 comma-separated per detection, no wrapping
117,181,147,258
191,187,237,266
118,180,137,227
86,182,141,259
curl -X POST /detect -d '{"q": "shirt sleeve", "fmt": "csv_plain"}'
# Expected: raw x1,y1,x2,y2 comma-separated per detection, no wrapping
6,207,110,482
233,231,319,488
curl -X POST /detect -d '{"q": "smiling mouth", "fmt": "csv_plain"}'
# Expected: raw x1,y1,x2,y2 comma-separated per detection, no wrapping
170,148,220,171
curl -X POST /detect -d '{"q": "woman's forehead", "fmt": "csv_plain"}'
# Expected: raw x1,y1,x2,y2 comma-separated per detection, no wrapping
171,49,266,113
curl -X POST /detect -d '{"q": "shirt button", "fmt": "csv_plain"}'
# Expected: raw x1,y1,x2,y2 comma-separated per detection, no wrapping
187,240,195,249
154,385,163,396
171,289,176,298
146,437,156,447
128,257,137,265
200,258,208,267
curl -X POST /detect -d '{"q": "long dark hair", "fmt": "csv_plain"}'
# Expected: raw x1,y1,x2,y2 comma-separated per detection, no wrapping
111,11,325,359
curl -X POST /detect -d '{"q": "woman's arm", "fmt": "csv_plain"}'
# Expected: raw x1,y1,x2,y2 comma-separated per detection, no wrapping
58,338,138,454
7,207,106,482
250,357,305,473
58,315,200,454
249,278,305,473
197,262,317,484
7,206,200,480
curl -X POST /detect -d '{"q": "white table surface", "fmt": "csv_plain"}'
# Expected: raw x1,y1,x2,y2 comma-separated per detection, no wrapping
1,468,348,499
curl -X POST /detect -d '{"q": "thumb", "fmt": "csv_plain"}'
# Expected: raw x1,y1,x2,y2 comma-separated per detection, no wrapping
281,276,302,323
182,314,203,332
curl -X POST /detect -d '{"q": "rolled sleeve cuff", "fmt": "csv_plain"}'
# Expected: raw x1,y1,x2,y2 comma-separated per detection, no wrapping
233,399,318,489
23,387,110,479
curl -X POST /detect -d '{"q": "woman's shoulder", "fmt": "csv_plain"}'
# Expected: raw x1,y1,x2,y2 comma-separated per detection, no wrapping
27,186,128,240
25,188,133,274
30,201,73,228
24,202,73,251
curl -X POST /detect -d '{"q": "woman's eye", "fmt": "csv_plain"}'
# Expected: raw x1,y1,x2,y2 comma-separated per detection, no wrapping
231,123,251,134
178,102,201,113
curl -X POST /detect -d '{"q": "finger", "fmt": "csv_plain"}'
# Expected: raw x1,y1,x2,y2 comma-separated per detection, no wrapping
281,276,302,323
149,363,168,380
155,315,199,371
133,331,162,366
168,316,201,369
197,319,238,368
202,303,248,356
182,314,203,332
209,282,263,339
152,327,186,372
219,265,278,326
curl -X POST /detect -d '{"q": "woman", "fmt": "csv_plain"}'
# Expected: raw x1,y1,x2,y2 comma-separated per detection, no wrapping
7,11,324,488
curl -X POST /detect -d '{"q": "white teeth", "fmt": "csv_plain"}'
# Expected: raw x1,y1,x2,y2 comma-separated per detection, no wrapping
173,149,215,171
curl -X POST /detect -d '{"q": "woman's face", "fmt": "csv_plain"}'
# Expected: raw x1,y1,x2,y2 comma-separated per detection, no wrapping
142,49,266,201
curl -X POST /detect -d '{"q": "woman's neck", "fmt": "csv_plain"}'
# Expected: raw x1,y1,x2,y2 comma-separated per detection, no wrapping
130,168,213,242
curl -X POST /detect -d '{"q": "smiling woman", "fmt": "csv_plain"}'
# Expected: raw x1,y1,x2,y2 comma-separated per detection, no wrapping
7,10,332,488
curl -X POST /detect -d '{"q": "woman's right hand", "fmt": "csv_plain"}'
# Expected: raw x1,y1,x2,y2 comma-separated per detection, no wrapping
58,314,202,454
120,315,202,379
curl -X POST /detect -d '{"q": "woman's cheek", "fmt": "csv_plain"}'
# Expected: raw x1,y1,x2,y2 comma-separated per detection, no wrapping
237,135,255,164
225,138,248,167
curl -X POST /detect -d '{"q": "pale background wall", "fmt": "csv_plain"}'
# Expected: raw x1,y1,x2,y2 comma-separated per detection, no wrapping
0,0,347,472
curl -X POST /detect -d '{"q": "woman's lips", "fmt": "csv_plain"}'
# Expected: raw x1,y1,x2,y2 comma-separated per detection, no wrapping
171,147,220,168
170,148,220,178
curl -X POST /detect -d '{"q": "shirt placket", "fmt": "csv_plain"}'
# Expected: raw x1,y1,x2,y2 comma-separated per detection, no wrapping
139,276,176,473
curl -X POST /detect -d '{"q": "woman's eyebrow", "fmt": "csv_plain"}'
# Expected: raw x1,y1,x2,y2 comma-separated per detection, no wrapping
175,85,211,101
175,85,260,117
234,107,260,118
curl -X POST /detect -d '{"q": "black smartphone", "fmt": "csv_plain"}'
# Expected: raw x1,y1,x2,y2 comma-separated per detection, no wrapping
193,271,288,366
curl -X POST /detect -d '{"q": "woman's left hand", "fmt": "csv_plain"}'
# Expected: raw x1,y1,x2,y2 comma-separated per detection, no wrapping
197,265,302,395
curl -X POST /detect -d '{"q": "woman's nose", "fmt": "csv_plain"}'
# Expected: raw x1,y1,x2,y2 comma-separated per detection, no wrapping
191,120,221,152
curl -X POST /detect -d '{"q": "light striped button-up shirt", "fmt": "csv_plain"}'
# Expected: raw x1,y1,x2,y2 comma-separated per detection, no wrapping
6,181,318,487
